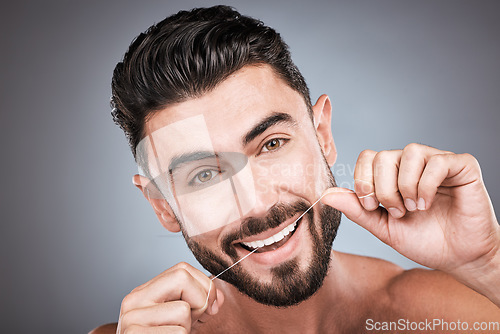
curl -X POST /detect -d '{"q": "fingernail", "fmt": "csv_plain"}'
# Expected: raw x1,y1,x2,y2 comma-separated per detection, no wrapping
417,198,426,210
363,196,378,210
404,198,417,211
387,207,404,219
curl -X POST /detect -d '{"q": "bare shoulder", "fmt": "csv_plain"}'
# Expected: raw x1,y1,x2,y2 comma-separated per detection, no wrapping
387,265,500,320
334,252,499,320
334,251,404,290
88,323,117,334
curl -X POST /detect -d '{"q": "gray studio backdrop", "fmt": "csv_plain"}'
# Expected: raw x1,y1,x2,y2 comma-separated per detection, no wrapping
1,0,499,332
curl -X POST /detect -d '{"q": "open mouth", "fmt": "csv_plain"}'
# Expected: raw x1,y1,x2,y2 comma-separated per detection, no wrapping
238,217,302,253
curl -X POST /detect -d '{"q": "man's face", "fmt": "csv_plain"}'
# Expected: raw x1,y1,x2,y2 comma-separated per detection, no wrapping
142,65,341,306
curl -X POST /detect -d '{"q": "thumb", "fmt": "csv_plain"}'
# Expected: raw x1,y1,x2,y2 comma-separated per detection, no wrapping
205,281,224,315
321,187,390,244
196,280,225,325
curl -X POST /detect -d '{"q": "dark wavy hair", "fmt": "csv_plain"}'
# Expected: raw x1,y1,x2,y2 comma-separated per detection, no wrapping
111,5,311,158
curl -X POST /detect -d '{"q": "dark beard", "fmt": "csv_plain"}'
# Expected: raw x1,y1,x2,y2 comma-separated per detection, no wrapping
184,171,342,307
188,202,341,307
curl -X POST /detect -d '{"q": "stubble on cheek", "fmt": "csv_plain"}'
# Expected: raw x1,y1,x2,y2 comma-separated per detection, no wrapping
185,235,232,276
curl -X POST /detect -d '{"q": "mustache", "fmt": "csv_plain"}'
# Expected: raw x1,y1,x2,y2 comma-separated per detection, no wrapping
221,201,311,256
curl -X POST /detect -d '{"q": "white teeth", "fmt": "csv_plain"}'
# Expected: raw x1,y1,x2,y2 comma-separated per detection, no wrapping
263,238,274,246
241,221,298,250
273,232,285,243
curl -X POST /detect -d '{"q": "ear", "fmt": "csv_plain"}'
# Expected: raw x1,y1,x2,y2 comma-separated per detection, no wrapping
132,174,181,233
312,94,337,166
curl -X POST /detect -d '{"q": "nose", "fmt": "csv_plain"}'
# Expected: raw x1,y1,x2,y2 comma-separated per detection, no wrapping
232,159,289,219
249,178,280,217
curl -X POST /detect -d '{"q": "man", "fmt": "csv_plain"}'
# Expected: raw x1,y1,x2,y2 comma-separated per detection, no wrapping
92,5,500,333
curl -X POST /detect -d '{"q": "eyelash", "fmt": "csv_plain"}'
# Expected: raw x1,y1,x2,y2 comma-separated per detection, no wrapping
188,168,223,186
258,137,289,155
186,138,289,185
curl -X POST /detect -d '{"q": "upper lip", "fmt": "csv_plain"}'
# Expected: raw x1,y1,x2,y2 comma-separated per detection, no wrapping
232,213,301,245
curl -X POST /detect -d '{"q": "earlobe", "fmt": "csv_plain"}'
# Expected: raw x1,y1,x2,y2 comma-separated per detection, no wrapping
312,94,337,166
132,174,181,233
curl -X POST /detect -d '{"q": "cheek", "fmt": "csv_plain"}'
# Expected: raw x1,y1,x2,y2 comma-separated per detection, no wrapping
286,150,326,197
175,179,242,236
252,144,327,198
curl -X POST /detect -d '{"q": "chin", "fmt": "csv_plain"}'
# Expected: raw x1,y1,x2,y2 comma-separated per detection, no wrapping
187,202,341,307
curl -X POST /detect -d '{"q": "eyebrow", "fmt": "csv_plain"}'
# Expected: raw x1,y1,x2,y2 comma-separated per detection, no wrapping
167,112,295,172
242,112,296,147
168,151,217,173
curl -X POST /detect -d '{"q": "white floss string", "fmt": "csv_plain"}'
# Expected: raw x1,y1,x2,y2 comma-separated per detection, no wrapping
211,192,327,281
211,247,259,281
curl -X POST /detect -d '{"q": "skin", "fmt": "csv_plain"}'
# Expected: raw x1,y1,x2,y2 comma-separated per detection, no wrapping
91,65,500,334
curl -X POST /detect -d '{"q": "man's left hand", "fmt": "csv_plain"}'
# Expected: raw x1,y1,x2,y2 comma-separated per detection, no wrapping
321,143,500,305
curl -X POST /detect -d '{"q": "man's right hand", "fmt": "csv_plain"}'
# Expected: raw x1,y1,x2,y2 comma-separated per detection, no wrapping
116,262,223,334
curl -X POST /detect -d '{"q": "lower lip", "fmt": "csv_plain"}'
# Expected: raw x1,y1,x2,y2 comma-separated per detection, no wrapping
236,216,306,266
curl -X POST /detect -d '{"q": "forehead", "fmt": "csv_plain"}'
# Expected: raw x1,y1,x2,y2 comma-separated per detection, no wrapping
144,64,309,150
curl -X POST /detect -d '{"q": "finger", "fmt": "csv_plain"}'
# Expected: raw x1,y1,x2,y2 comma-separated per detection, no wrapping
416,153,478,210
372,150,406,218
196,295,219,325
354,150,379,210
171,263,217,313
321,188,391,245
190,279,220,321
122,324,188,334
398,144,449,212
120,300,192,331
192,280,225,329
170,264,218,319
121,265,211,314
139,262,212,294
204,280,224,316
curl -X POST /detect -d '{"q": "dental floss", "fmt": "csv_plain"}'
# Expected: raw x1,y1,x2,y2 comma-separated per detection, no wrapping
211,192,327,281
357,192,375,199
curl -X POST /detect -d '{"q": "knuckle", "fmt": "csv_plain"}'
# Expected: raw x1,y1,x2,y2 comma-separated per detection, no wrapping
462,153,479,166
120,294,135,314
375,190,397,204
397,179,414,194
374,193,390,204
373,150,392,165
358,149,377,162
173,267,192,282
373,151,393,177
354,180,373,194
174,261,189,269
428,153,447,167
178,300,192,314
174,262,191,270
177,301,192,323
404,143,423,155
129,283,145,294
461,153,482,178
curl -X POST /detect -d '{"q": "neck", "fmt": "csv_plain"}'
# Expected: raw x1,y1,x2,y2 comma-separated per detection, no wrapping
213,251,354,333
